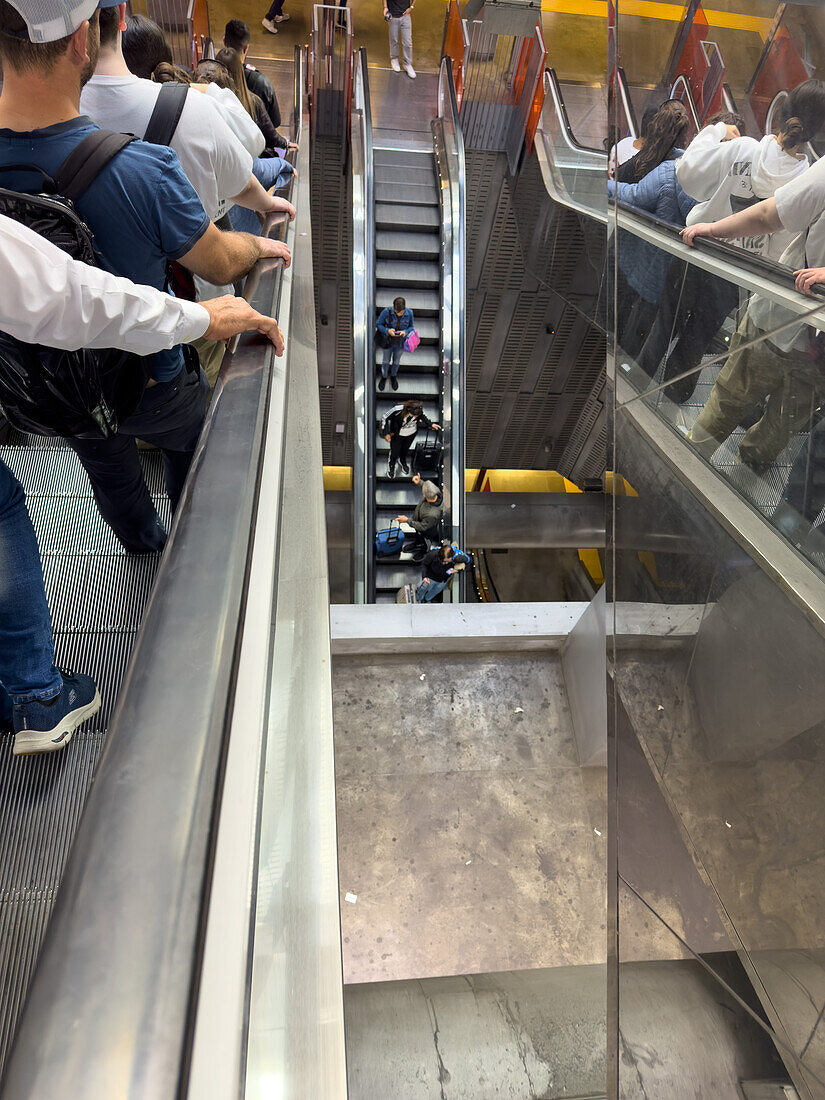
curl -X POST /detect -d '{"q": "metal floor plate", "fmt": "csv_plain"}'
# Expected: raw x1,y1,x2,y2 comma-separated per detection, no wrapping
0,440,163,1077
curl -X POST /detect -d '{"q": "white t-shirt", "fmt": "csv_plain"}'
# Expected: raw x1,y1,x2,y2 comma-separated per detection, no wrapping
0,213,208,352
399,415,419,436
195,83,265,158
81,74,252,222
749,158,825,349
608,135,638,176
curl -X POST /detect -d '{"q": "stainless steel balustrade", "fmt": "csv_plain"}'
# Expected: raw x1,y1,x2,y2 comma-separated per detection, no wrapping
670,73,702,135
351,48,375,604
433,57,467,597
537,69,607,223
0,47,342,1100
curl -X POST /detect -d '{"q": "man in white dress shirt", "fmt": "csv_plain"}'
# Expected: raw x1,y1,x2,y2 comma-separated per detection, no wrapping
0,212,283,757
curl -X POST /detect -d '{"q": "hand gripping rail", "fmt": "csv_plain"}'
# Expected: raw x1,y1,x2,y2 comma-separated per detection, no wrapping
0,46,345,1100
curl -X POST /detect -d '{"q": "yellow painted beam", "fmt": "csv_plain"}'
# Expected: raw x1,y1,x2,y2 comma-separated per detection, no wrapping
540,0,772,39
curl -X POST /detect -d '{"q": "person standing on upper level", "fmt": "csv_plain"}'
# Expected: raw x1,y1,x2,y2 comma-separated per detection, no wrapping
383,0,415,80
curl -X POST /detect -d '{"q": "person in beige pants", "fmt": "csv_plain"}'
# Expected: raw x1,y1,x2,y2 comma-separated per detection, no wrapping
384,0,415,79
687,311,825,471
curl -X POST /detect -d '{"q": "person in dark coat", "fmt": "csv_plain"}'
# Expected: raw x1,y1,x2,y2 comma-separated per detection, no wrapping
397,475,443,560
380,400,440,479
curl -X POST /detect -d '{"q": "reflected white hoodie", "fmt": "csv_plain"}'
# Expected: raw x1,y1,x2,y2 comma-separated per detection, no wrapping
676,121,809,259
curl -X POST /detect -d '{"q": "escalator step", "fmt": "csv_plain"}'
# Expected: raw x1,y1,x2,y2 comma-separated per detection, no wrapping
373,289,440,317
374,346,441,369
374,148,436,169
376,181,439,206
376,230,440,259
376,259,440,288
376,202,439,231
374,165,436,187
372,373,440,397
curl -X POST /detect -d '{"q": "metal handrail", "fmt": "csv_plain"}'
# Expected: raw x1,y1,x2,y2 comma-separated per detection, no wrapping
351,47,375,602
546,67,605,159
670,73,702,134
616,67,638,140
434,57,467,599
1,53,305,1100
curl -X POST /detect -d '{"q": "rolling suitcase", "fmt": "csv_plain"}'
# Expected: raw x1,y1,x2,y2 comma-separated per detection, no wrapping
412,428,442,475
375,519,404,557
396,584,418,604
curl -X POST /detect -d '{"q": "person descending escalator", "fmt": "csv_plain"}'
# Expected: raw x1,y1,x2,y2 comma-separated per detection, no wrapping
639,85,825,403
380,400,440,480
607,100,695,362
396,475,443,562
376,296,415,391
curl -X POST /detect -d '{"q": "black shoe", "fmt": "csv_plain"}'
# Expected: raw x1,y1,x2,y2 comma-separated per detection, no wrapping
400,459,410,475
391,376,399,390
378,376,387,391
387,463,396,480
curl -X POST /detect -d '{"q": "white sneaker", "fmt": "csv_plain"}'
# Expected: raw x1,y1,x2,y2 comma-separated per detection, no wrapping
404,62,416,78
261,17,278,33
390,58,401,72
273,12,290,20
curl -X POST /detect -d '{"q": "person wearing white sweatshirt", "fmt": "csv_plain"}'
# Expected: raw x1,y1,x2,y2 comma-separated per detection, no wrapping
636,85,825,404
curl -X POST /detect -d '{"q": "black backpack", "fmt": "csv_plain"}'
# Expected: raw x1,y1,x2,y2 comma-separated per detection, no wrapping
0,129,152,439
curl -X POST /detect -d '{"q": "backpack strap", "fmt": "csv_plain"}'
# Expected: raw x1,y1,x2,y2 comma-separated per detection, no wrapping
53,130,136,201
143,82,188,147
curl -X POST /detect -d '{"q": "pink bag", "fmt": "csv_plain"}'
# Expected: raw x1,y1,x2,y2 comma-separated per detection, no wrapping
404,330,420,353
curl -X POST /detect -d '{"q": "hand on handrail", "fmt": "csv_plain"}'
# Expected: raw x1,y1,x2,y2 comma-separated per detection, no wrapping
680,223,716,248
256,236,292,268
203,295,286,355
794,267,825,296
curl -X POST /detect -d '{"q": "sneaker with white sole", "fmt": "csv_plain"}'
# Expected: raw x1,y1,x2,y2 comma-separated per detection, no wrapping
273,11,290,20
12,671,101,756
404,63,416,78
262,17,278,33
390,58,401,72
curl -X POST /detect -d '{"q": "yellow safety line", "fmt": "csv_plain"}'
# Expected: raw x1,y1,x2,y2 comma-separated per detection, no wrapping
540,0,772,38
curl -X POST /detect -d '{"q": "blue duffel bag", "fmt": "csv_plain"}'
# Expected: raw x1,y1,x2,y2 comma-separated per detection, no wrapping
375,519,404,557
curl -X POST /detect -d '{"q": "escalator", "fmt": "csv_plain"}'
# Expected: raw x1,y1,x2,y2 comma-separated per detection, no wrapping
373,144,442,601
351,50,465,604
0,47,345,1099
540,65,825,1100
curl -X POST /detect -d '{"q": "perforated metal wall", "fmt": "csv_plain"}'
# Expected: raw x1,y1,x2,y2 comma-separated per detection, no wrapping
311,135,354,465
465,150,606,481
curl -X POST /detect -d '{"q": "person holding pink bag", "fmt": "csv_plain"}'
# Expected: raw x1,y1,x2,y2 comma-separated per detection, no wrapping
376,295,416,390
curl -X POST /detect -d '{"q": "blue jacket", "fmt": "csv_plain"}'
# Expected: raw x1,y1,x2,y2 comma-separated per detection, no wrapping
377,307,415,343
608,159,697,304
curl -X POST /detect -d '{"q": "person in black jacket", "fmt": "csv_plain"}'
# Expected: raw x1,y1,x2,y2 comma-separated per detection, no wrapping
224,20,283,133
417,543,458,602
380,400,440,480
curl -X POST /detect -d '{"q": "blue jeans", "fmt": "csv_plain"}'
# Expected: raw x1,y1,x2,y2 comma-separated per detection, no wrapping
230,158,294,236
68,364,208,553
382,342,403,377
0,458,61,723
416,578,448,603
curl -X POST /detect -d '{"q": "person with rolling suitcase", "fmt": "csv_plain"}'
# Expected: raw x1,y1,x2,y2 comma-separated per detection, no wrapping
380,400,440,479
395,475,443,562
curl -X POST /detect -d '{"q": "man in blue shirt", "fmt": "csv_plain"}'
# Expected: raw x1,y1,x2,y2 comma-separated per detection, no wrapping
376,296,415,392
0,0,290,552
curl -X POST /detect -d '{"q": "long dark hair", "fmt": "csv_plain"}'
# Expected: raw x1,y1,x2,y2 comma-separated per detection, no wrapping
633,100,689,179
779,79,825,147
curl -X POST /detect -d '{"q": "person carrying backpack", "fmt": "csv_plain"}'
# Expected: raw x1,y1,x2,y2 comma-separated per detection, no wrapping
0,0,287,553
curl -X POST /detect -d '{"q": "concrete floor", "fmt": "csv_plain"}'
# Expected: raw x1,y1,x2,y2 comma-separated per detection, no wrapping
332,650,608,983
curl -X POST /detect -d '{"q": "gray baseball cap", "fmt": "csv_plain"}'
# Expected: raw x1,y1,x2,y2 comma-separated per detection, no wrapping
5,0,99,42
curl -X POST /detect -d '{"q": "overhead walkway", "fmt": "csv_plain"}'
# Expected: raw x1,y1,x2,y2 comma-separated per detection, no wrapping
351,51,465,603
0,48,345,1099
